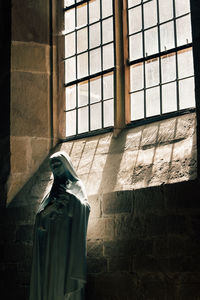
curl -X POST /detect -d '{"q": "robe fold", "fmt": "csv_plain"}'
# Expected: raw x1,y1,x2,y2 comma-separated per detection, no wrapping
29,152,90,300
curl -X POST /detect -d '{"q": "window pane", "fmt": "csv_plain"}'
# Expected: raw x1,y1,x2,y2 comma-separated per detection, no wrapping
129,33,143,61
128,7,142,34
77,52,88,78
65,57,76,83
66,110,76,136
176,15,192,46
103,99,114,127
159,0,173,23
66,85,76,110
90,48,101,74
77,28,88,53
102,17,113,44
89,23,101,49
128,0,141,8
179,78,195,109
143,0,157,29
65,0,75,7
78,107,88,133
64,9,75,34
131,91,144,121
162,82,177,113
102,0,112,19
146,87,160,117
178,49,194,79
103,73,113,100
89,0,100,24
145,59,159,88
65,33,75,58
130,63,144,92
90,77,101,103
144,27,158,56
76,4,87,28
161,54,176,83
160,21,175,52
78,81,88,106
90,102,102,130
103,43,114,70
175,0,190,17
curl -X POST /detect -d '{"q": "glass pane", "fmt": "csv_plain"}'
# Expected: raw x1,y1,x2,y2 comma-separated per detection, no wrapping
65,57,76,83
159,0,173,23
89,0,100,24
178,49,194,79
103,43,114,70
77,28,88,53
144,27,158,56
90,48,101,74
146,86,160,117
175,0,190,17
66,85,76,110
179,78,195,109
161,53,176,83
65,0,75,7
90,77,101,103
129,33,143,61
131,91,144,121
176,15,192,47
78,107,88,133
162,82,177,113
90,102,102,130
89,23,101,49
66,110,76,136
65,33,75,58
160,21,175,52
145,59,159,88
128,7,142,34
103,73,113,100
64,9,75,34
103,99,114,127
102,17,113,44
102,0,112,19
77,3,87,28
128,0,141,8
78,81,88,107
77,52,88,78
130,63,144,92
143,0,157,29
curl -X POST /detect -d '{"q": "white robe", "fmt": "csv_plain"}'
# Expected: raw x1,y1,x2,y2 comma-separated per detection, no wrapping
29,180,90,300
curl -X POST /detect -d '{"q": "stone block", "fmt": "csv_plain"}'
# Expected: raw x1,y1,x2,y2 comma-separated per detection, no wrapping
11,71,50,137
103,191,133,215
164,180,200,210
88,195,101,219
108,257,132,272
11,41,49,73
2,244,32,263
133,255,169,272
31,137,50,171
0,224,17,244
167,215,186,235
11,137,29,173
115,215,145,239
87,240,103,257
178,283,200,300
87,218,114,240
144,214,167,237
87,257,107,274
12,0,49,43
134,185,165,214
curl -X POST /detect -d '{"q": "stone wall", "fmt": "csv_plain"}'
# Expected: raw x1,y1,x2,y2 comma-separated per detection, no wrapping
1,113,199,300
7,0,63,205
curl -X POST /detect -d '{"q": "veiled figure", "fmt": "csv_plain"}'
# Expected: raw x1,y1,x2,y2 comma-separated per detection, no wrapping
29,151,90,300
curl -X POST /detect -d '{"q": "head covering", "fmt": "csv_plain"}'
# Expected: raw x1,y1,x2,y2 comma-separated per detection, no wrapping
38,151,87,213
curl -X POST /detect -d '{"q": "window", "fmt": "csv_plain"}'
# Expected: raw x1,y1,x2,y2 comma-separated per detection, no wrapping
64,0,115,137
64,0,195,139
